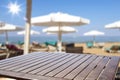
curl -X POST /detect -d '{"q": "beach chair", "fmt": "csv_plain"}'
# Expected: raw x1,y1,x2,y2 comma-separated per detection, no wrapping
96,42,105,48
45,41,57,46
18,41,24,45
32,41,42,48
105,45,120,53
65,46,83,54
0,44,8,60
31,42,48,52
86,41,94,48
0,48,7,60
65,43,74,47
44,41,58,52
6,44,23,58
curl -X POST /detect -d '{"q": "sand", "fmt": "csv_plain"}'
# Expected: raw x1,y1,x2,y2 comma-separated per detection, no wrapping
75,42,120,56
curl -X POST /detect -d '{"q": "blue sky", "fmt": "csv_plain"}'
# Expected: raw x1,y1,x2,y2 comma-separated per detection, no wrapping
0,0,120,36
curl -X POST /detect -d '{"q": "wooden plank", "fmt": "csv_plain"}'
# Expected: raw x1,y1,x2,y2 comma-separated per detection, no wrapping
5,53,57,70
0,52,41,64
0,70,70,80
36,54,79,75
13,53,67,72
64,55,97,80
28,54,74,74
21,53,70,73
98,57,120,80
55,55,92,78
0,52,47,67
46,55,86,77
0,52,35,65
85,56,109,80
0,52,51,69
74,56,103,80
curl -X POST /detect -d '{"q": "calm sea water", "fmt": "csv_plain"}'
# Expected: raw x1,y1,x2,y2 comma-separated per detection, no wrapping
0,36,120,44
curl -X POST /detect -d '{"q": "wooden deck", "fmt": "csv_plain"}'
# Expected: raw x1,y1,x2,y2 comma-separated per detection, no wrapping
0,52,119,80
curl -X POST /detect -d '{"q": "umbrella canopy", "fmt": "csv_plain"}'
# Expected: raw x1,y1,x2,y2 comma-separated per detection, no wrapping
31,12,90,52
84,30,104,45
0,22,23,43
105,21,120,29
17,30,40,35
0,23,23,31
31,12,90,26
84,30,104,36
43,26,77,33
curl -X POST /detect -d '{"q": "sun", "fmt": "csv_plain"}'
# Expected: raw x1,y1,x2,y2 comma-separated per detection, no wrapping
7,1,21,16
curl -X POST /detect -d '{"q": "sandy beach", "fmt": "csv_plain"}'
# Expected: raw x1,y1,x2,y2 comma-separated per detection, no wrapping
74,42,120,56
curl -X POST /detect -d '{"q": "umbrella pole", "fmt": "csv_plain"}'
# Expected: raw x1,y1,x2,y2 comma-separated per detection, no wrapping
5,31,9,44
24,0,32,54
93,36,96,46
58,26,62,52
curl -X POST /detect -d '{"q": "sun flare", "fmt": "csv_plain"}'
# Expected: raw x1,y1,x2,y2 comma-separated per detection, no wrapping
7,1,21,16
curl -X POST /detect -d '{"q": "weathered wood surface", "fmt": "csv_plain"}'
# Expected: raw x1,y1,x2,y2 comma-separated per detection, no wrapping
0,52,119,80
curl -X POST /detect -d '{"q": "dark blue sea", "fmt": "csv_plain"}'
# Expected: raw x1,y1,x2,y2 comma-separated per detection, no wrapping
0,35,120,44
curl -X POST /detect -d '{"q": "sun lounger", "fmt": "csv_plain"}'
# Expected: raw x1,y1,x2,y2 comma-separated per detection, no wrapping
0,53,7,60
45,41,57,46
47,45,57,52
44,41,58,52
94,42,105,48
0,47,7,60
86,41,94,48
6,44,23,58
105,45,120,53
17,41,24,45
65,43,74,47
32,41,42,48
66,46,83,53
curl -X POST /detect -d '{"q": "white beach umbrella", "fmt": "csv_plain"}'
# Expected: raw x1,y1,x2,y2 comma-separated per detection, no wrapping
84,30,104,36
0,23,23,31
84,30,104,45
105,21,120,29
17,30,40,35
0,22,23,44
31,12,90,52
31,12,90,26
43,26,77,49
105,21,120,45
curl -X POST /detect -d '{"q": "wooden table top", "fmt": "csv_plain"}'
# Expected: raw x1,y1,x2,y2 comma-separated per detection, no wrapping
0,52,119,80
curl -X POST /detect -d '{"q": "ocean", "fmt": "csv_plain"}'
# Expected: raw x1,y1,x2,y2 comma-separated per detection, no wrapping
0,36,120,44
